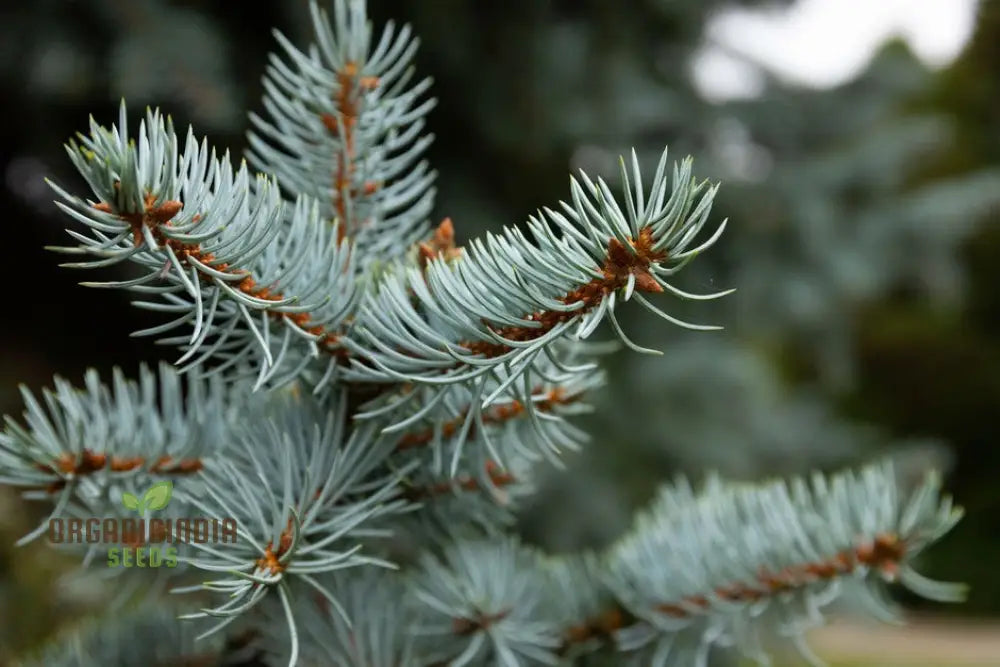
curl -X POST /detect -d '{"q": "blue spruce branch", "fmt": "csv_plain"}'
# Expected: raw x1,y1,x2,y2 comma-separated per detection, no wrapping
0,0,968,665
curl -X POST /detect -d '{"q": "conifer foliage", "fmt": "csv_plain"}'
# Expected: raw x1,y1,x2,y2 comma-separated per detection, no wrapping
1,1,964,665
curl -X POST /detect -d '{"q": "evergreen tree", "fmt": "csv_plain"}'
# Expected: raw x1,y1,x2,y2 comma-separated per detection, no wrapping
2,2,966,665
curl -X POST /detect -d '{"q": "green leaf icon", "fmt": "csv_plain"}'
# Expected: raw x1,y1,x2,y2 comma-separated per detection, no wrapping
142,481,173,513
121,491,140,512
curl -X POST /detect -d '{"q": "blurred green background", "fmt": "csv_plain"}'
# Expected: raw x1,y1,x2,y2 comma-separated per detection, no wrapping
1,0,999,663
